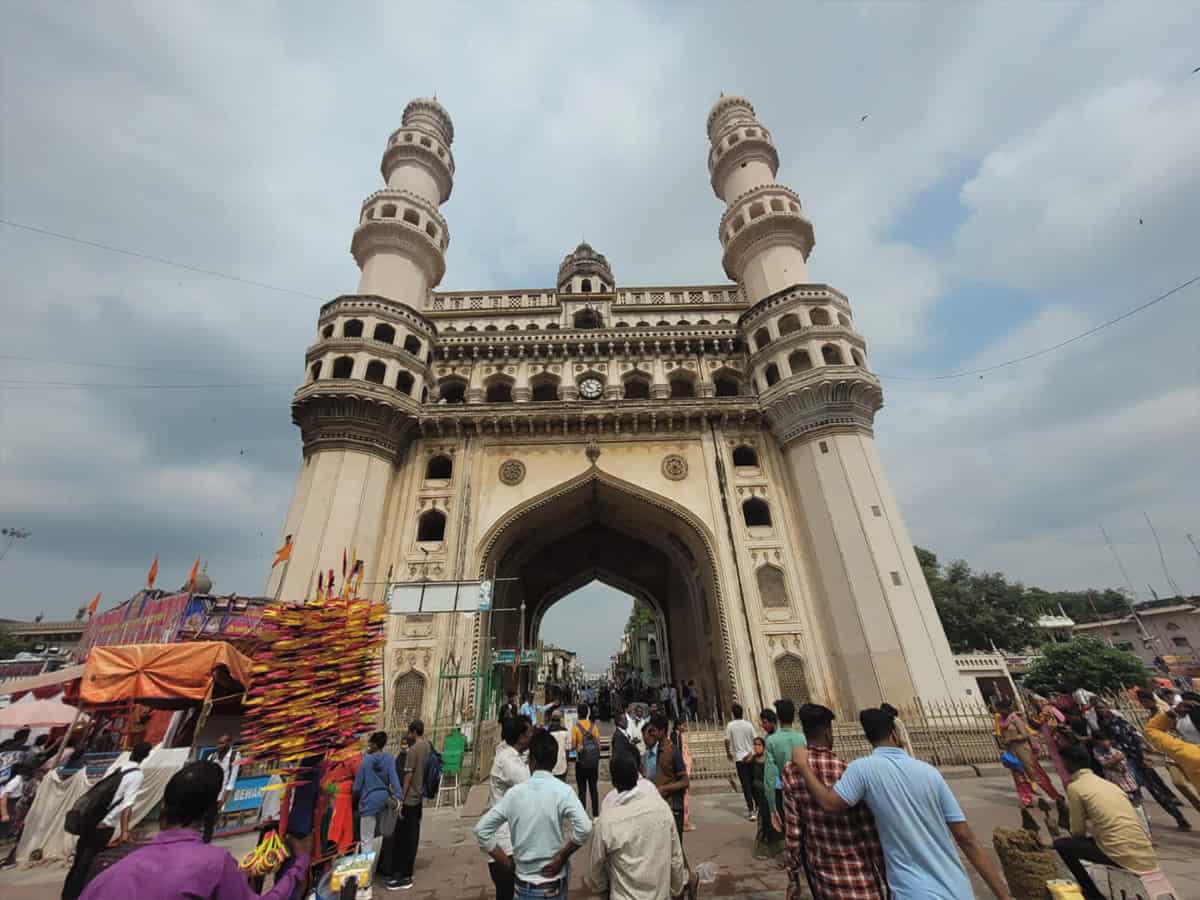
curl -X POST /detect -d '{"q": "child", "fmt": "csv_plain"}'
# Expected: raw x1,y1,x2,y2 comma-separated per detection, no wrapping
1093,731,1151,837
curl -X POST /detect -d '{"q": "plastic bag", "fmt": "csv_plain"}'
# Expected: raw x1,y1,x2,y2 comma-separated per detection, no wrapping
695,861,718,884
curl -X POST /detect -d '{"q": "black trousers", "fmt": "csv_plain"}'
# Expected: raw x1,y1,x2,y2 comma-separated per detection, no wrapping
488,859,516,900
576,766,599,816
735,760,755,811
62,825,114,900
1052,836,1116,899
395,803,423,879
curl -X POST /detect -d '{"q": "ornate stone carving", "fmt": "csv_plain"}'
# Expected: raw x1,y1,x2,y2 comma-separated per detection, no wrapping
499,459,526,485
760,372,883,446
661,454,688,481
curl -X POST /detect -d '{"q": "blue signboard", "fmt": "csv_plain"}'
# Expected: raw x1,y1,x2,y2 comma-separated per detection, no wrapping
223,774,272,813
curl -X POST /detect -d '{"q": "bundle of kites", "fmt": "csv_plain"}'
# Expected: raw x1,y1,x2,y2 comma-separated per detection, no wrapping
241,554,387,760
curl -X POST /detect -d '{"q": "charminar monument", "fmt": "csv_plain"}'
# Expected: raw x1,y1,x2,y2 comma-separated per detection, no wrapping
267,95,962,727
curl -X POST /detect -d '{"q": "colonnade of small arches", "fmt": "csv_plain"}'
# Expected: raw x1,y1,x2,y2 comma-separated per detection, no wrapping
431,364,745,404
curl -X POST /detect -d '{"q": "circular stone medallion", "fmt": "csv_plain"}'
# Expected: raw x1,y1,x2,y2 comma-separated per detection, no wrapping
499,459,526,486
661,454,689,481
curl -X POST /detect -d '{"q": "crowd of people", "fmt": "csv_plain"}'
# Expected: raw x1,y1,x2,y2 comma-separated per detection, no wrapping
476,699,696,899
3,677,1198,898
987,685,1200,898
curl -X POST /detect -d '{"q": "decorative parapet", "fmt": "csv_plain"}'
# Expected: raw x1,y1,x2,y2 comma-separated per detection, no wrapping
424,284,747,312
319,295,438,337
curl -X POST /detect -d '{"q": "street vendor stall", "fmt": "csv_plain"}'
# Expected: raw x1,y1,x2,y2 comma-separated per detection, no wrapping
13,641,253,866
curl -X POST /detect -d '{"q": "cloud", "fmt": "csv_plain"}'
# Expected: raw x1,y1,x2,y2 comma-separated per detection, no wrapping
1,1,1197,648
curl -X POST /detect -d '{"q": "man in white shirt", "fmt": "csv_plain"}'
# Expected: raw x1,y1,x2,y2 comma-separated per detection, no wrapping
724,703,758,820
588,750,693,899
62,741,151,900
205,734,240,810
475,731,592,899
486,714,533,899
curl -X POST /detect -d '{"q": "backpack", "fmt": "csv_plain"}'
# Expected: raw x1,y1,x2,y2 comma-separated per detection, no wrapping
65,767,134,836
575,723,600,770
423,748,443,800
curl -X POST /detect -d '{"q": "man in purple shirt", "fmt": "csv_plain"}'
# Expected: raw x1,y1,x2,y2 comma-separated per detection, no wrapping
81,760,308,900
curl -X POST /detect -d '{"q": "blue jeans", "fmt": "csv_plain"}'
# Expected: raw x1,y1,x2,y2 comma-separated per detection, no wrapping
515,866,569,899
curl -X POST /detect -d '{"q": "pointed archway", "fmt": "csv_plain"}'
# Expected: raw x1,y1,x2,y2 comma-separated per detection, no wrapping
477,469,737,714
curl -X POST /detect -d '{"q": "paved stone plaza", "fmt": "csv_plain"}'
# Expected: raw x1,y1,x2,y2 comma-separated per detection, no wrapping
7,769,1199,898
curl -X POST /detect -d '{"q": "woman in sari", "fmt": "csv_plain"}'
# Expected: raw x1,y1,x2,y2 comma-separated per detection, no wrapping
1030,694,1071,789
674,719,695,831
995,697,1069,835
750,737,783,859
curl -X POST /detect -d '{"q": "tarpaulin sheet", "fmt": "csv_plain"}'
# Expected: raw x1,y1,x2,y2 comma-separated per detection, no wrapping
0,663,85,700
79,642,253,705
15,746,190,865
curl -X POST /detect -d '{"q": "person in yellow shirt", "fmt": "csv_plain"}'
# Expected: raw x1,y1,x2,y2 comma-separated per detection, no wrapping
571,703,602,815
1053,744,1156,899
1142,700,1200,793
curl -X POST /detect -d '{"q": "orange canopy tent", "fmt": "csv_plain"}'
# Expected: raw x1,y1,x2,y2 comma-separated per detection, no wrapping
76,641,254,708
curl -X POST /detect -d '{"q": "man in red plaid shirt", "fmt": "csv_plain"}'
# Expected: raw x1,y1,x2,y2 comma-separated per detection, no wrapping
781,704,888,900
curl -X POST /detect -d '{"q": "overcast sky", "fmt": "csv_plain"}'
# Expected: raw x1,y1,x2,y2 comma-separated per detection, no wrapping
2,5,1198,662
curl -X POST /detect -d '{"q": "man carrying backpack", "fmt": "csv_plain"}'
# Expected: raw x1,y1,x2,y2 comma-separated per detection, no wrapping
572,703,602,816
386,719,431,892
62,741,152,900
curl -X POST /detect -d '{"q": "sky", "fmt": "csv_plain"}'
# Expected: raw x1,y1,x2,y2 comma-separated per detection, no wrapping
1,4,1198,652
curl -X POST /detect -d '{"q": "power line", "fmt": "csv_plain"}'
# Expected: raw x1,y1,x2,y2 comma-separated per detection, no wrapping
0,218,327,301
0,353,292,378
876,273,1200,382
0,379,291,391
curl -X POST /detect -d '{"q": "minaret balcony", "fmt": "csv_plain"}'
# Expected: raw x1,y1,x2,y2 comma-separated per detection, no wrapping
757,367,884,446
720,206,815,282
381,127,454,202
351,218,447,287
708,129,779,195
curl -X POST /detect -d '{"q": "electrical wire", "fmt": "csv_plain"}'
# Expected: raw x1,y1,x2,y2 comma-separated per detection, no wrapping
0,218,326,301
876,273,1200,381
2,219,1196,388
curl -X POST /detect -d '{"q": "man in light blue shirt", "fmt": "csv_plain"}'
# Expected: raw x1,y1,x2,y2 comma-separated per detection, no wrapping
475,730,592,898
793,707,1011,900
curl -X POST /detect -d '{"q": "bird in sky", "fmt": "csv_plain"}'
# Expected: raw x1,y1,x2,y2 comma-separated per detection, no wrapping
1139,218,1144,225
860,114,869,122
239,449,245,455
1193,65,1200,74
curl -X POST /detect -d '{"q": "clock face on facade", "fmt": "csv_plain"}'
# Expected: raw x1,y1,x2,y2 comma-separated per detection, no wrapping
579,377,603,399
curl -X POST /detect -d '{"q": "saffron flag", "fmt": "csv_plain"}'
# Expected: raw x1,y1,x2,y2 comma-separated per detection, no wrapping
86,592,101,618
146,556,159,590
186,557,201,592
271,537,293,568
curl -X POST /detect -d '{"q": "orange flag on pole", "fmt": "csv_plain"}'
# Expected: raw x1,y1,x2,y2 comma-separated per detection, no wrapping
271,536,293,568
146,556,159,590
86,592,101,618
185,557,201,592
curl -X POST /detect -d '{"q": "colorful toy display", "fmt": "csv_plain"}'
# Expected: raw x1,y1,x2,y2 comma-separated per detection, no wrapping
240,566,386,760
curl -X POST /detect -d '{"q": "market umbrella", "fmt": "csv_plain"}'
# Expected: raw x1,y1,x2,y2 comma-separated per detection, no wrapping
0,697,86,728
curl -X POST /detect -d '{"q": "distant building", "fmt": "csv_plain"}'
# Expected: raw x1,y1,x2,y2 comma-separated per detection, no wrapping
1073,599,1200,677
538,644,578,686
616,617,666,690
0,614,88,681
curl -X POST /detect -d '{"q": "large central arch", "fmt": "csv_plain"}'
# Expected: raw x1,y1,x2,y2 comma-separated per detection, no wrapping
477,469,737,715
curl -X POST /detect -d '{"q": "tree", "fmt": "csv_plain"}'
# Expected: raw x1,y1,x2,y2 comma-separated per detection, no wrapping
0,625,22,658
624,601,655,634
1023,637,1148,695
917,547,1041,653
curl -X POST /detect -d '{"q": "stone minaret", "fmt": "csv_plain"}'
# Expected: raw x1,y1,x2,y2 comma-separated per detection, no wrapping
269,98,452,603
710,95,961,708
